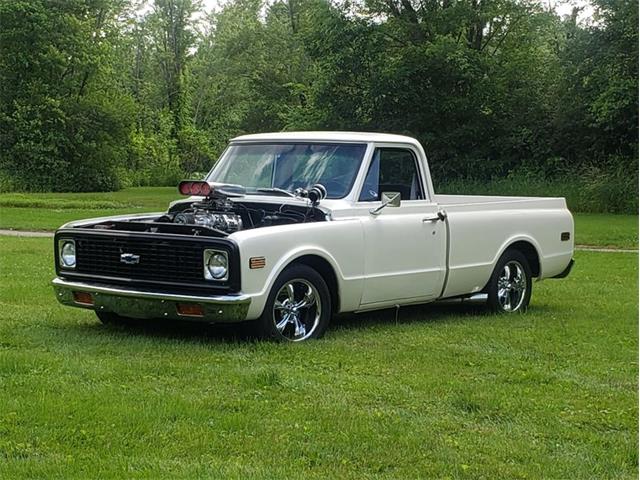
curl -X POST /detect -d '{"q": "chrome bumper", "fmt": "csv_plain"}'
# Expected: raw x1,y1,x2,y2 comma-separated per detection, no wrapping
52,277,251,323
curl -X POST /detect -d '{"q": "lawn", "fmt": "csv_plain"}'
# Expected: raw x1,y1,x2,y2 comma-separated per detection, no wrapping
573,213,638,249
0,187,637,248
0,237,637,478
0,187,181,231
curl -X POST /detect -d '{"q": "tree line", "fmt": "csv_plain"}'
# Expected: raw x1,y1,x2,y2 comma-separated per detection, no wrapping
0,0,637,210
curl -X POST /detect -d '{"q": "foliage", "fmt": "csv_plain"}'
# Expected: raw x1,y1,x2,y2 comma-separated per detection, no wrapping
437,163,638,214
0,0,636,213
0,0,135,191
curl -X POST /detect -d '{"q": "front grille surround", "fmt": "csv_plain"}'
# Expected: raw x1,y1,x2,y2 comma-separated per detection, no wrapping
54,230,240,294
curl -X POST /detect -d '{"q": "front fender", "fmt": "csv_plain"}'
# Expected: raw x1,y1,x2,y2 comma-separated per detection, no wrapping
231,220,365,319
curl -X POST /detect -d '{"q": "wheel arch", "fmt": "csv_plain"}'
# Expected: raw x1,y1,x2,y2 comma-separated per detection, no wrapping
496,237,542,278
263,248,344,315
289,255,340,313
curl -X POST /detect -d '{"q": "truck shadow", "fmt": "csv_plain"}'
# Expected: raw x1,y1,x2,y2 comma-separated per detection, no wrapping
88,298,518,343
333,300,490,331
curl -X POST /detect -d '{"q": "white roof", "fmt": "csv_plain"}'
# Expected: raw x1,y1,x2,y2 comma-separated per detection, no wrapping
231,131,420,145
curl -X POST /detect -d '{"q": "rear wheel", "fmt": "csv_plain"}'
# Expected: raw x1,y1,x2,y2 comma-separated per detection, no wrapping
486,250,532,313
253,264,331,341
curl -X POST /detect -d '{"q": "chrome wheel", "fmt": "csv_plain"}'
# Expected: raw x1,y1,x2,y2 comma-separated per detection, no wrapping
496,260,527,312
272,279,322,341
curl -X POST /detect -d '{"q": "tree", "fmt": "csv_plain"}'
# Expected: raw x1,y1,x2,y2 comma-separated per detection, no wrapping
0,0,134,191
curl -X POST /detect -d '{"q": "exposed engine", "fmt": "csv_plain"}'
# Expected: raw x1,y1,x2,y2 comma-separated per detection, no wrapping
82,181,327,237
164,196,323,235
174,210,243,233
155,182,328,235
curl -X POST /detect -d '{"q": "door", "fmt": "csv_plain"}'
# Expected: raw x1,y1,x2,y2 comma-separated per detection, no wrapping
357,147,446,306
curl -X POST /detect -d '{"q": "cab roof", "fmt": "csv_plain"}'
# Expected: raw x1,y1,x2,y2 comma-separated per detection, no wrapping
231,131,421,146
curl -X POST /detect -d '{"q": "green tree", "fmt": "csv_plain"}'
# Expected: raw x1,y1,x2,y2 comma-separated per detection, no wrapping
0,0,135,191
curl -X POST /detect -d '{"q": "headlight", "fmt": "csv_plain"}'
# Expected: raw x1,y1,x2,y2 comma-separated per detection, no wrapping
204,249,228,281
59,240,76,268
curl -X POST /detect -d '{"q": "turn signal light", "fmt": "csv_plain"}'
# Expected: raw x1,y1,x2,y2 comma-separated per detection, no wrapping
73,291,94,306
176,303,204,317
178,181,212,197
249,257,266,269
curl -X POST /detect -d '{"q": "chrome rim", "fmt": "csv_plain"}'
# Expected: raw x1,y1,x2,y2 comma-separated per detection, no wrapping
497,260,527,312
272,279,321,341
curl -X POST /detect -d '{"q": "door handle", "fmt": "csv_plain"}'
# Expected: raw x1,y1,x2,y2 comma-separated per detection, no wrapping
422,211,447,222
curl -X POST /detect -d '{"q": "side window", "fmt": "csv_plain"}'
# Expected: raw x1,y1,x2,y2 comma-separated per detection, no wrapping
358,148,425,201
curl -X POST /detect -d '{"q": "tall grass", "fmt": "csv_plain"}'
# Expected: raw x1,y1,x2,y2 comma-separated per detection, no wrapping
436,166,638,214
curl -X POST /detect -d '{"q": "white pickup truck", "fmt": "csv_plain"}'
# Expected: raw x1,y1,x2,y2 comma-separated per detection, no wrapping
53,132,574,341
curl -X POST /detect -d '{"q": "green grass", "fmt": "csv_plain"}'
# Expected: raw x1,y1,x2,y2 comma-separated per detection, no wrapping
0,238,637,478
0,187,637,248
0,187,180,231
574,214,638,249
437,171,638,215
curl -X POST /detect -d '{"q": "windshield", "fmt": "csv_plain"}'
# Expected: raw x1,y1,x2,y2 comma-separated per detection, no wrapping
207,143,367,199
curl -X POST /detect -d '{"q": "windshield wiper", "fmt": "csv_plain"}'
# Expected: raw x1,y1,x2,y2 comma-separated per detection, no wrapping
255,187,295,197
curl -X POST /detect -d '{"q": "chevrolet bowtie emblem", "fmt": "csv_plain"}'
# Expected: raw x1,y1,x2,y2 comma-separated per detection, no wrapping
120,253,140,265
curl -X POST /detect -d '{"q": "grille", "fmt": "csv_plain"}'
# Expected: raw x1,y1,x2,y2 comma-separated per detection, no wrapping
75,235,209,284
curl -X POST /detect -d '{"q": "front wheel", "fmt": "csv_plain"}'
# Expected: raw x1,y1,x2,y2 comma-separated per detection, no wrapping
486,250,532,313
253,264,331,341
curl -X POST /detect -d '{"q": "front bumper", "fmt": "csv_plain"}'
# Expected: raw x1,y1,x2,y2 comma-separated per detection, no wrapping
52,277,251,323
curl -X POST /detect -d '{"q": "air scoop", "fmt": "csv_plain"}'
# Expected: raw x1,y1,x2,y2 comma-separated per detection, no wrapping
178,180,246,197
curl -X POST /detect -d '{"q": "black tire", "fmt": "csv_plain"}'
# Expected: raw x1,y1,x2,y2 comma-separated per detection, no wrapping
96,311,136,326
486,250,532,313
252,264,332,341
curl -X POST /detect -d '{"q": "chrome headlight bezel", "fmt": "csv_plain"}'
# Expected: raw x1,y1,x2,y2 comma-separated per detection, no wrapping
203,249,228,281
58,239,76,269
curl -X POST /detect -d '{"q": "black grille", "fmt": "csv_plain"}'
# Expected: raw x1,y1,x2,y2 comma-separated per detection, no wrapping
75,236,206,283
55,230,240,293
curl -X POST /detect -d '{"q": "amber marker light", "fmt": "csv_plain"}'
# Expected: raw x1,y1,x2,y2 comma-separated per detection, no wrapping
176,303,205,317
73,291,94,306
249,257,266,269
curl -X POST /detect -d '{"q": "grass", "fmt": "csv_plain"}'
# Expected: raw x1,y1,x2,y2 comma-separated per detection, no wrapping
0,187,637,248
0,237,637,478
574,214,638,249
0,187,180,231
437,170,638,215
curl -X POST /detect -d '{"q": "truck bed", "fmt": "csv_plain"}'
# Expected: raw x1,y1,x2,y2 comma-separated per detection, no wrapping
434,194,568,212
433,194,573,299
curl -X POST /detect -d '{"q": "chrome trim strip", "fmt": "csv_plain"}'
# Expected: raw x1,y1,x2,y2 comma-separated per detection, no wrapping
52,277,249,304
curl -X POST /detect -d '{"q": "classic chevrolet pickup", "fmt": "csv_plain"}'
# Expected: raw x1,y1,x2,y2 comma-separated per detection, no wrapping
53,132,574,341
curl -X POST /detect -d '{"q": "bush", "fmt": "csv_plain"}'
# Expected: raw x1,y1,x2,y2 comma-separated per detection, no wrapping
0,94,134,192
435,160,638,214
126,126,184,187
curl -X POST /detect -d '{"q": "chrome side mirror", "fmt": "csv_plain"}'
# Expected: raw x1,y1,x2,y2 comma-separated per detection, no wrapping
369,191,401,216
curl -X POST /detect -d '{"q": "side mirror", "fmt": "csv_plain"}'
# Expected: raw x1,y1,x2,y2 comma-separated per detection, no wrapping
369,191,401,216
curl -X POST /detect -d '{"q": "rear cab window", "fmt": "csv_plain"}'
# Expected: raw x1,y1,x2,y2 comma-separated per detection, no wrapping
359,148,425,202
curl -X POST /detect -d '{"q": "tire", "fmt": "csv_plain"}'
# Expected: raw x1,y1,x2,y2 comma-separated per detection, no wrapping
486,250,532,313
252,264,332,341
96,311,135,326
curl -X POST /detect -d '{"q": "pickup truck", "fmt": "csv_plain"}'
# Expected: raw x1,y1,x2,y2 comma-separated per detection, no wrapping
53,132,574,341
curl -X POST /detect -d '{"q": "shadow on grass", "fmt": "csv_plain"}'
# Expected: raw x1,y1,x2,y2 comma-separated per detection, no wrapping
62,298,509,344
333,300,489,330
60,296,557,346
95,317,252,343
